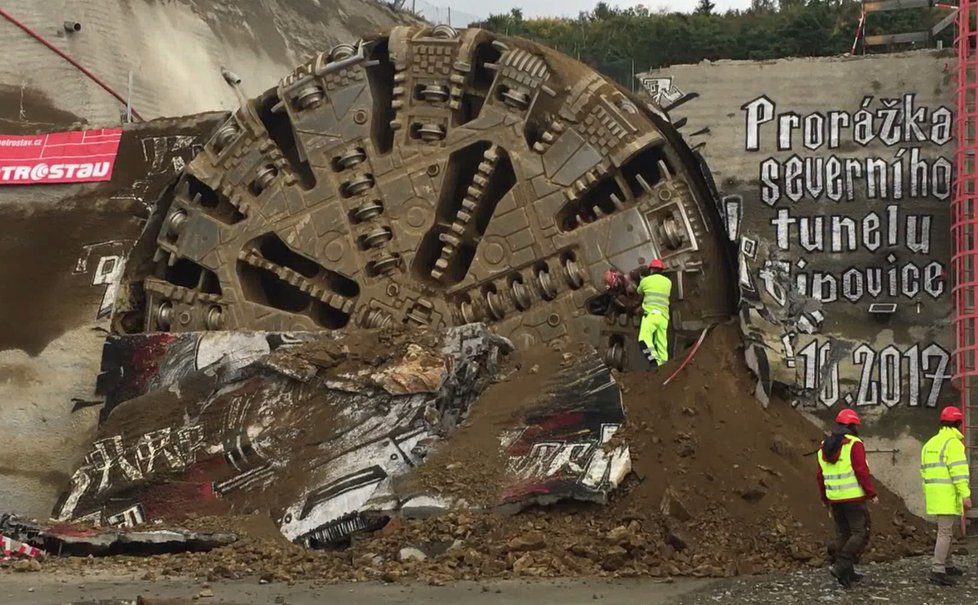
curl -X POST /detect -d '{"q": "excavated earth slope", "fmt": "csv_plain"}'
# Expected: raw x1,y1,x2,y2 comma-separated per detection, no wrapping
19,323,929,584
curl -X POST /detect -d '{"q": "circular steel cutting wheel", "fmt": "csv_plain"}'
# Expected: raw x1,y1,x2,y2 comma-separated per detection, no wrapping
113,25,734,372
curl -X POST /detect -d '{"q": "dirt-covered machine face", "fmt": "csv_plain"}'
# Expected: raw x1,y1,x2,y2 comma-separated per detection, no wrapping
112,25,733,370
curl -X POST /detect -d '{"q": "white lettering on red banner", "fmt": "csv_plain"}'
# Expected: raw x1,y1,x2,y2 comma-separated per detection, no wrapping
0,128,122,185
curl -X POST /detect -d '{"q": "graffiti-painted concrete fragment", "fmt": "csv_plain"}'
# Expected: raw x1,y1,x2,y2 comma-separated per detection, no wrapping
56,324,512,548
500,351,631,507
38,528,236,557
0,515,232,557
356,350,631,519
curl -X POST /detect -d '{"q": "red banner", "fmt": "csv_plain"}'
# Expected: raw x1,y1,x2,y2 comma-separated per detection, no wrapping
0,128,122,185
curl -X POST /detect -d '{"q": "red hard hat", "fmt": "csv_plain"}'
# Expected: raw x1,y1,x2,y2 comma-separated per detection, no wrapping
603,269,623,289
649,258,665,270
940,406,964,423
835,409,861,426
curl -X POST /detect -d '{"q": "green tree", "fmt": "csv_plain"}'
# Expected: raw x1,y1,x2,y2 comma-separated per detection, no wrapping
695,0,717,15
479,0,939,74
593,2,615,19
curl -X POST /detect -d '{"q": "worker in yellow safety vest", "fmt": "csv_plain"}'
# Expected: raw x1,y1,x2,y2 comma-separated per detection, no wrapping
921,405,972,586
816,408,878,589
636,258,671,368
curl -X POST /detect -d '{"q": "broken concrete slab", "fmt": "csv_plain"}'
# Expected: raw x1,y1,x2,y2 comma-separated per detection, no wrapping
363,346,633,518
55,322,634,553
398,547,426,562
660,488,692,522
56,324,513,549
0,513,44,544
40,527,237,557
497,352,631,508
0,514,234,557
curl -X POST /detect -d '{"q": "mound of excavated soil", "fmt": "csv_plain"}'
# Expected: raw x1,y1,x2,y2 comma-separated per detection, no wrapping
14,322,930,584
360,321,929,581
605,321,929,568
395,341,570,507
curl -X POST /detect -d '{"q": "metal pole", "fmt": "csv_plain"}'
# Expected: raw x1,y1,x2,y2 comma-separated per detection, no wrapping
126,70,133,123
448,7,451,26
579,17,583,60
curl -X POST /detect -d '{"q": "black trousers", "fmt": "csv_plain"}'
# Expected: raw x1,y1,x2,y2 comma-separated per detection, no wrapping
827,501,871,568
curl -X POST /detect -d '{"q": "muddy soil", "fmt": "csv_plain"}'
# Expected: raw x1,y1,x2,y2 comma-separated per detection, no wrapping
605,321,928,568
397,342,568,507
7,322,930,585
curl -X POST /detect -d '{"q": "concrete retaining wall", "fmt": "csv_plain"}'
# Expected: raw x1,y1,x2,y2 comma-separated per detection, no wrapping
0,0,410,126
0,113,225,517
641,50,957,516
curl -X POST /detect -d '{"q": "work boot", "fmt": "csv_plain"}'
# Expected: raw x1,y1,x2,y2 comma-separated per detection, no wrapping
945,566,964,576
829,563,852,589
928,572,956,586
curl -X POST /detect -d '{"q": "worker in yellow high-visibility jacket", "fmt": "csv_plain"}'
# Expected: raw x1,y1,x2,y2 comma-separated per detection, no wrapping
817,408,878,589
635,258,671,367
921,405,972,586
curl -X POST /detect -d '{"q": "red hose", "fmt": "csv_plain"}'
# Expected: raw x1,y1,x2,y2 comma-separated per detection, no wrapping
662,325,712,386
0,7,144,121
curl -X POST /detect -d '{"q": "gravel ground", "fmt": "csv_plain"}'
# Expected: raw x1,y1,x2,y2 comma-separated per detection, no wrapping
1,571,713,605
676,554,978,604
6,557,974,605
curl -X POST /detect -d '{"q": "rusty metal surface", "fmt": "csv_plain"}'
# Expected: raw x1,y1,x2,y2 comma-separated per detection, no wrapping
112,25,733,370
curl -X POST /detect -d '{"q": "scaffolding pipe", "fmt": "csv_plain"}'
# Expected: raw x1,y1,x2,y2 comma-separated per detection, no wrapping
851,10,866,55
952,0,978,517
0,7,144,120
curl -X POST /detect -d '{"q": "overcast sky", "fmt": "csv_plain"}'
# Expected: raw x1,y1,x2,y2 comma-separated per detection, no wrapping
438,0,752,20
